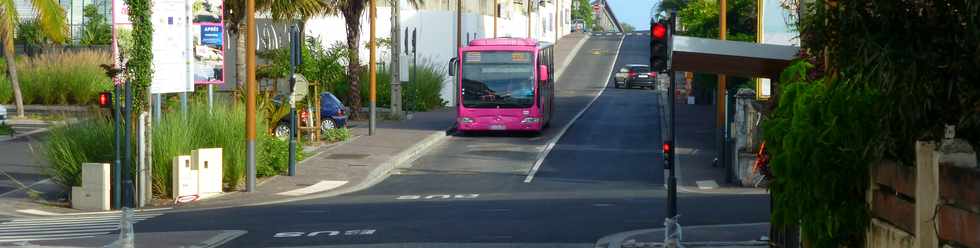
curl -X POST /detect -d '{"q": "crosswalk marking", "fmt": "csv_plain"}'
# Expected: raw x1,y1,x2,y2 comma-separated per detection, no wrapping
0,212,163,243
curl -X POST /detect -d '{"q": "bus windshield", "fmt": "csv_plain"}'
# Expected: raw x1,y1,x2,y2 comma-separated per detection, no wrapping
461,51,534,108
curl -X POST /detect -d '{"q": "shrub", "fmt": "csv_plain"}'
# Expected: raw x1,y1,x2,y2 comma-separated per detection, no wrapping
323,128,352,143
0,51,112,105
44,117,115,188
354,61,446,112
404,61,447,111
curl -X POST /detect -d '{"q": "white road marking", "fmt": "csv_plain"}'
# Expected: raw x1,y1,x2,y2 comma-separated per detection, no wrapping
277,180,348,196
0,212,162,242
696,180,720,190
15,207,170,216
396,194,480,200
273,229,375,238
524,34,626,183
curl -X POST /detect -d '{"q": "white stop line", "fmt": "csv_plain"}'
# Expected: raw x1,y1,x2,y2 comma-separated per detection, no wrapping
395,194,480,200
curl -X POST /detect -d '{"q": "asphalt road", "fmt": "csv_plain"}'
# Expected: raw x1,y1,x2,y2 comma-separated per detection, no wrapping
123,33,770,247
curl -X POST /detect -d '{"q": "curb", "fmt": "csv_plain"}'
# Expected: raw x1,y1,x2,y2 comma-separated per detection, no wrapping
594,222,770,248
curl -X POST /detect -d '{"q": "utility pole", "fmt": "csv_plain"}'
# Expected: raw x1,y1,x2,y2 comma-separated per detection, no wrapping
369,0,377,136
390,0,403,118
245,0,257,192
493,0,498,37
717,0,727,127
527,0,532,38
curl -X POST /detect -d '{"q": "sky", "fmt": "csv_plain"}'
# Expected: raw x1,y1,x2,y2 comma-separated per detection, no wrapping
605,0,657,30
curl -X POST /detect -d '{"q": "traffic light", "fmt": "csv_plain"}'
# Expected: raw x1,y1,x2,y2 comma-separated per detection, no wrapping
663,141,672,169
650,20,670,72
98,92,112,108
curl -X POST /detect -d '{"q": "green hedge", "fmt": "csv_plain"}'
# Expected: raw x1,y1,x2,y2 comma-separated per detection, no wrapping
0,51,112,105
356,61,446,112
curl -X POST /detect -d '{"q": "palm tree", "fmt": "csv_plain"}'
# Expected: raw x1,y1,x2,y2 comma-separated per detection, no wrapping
326,0,421,118
1,0,67,117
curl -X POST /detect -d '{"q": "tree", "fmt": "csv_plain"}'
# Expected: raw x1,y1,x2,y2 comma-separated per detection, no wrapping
620,22,635,32
1,0,67,117
570,0,593,30
328,0,422,118
676,0,755,41
80,4,112,45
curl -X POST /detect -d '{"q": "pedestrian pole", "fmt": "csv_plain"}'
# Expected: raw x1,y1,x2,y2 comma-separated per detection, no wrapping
288,25,299,176
368,0,377,136
152,94,161,123
113,84,122,210
244,0,258,192
123,80,134,209
208,84,214,114
180,92,188,116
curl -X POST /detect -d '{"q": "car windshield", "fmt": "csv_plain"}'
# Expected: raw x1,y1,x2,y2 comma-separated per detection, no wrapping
461,51,535,108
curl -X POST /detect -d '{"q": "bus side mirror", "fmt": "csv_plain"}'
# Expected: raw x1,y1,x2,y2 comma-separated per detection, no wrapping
449,58,458,76
539,65,549,82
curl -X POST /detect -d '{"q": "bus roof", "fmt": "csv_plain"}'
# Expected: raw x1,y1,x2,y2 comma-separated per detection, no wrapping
469,37,537,47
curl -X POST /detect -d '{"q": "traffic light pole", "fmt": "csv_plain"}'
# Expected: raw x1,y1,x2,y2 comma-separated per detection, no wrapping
113,85,121,210
288,25,299,177
664,11,680,247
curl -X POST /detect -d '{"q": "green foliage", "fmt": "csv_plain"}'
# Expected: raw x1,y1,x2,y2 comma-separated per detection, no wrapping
15,20,49,47
620,22,635,32
0,122,13,136
0,51,112,105
0,71,10,104
124,0,153,112
79,4,112,45
404,61,446,111
43,118,115,188
676,0,755,41
322,127,351,143
570,0,594,29
357,64,391,108
763,60,881,247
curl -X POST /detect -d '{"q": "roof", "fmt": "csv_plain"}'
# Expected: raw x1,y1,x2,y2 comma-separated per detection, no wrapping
469,37,538,46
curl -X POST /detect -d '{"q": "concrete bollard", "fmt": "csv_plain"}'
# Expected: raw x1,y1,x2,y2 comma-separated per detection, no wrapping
193,148,223,195
71,163,111,211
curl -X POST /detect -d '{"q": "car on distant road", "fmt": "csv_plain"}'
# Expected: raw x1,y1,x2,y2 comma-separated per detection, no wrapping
273,92,348,139
614,64,656,89
572,19,586,32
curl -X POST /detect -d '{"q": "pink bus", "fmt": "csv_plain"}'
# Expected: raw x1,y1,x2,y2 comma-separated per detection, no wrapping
450,38,555,133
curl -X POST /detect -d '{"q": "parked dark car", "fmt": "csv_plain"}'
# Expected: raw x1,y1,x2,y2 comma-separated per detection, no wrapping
274,92,348,138
615,65,656,89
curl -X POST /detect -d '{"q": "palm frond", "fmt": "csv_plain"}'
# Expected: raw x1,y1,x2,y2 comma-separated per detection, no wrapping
0,0,19,53
30,0,67,43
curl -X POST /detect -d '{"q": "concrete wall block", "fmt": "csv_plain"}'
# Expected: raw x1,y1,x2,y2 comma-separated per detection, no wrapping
80,163,111,190
172,155,198,198
193,148,223,194
866,218,915,248
71,186,110,211
915,141,939,248
938,139,977,169
937,205,980,248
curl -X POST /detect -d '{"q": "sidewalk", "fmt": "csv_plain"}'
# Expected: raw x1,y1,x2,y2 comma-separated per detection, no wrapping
659,84,766,194
0,32,591,218
596,222,771,248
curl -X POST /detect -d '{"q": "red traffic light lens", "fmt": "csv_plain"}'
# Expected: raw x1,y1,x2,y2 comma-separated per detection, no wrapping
663,143,671,153
652,23,667,40
98,92,111,107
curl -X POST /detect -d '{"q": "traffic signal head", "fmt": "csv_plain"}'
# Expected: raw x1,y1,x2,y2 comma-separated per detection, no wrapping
649,20,671,72
663,141,673,169
652,23,667,40
98,92,112,108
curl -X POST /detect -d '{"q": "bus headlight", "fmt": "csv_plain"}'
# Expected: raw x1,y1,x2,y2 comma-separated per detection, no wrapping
459,117,474,123
521,117,541,124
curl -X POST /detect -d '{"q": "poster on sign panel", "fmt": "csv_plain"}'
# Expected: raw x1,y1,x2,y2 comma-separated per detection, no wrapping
191,0,224,84
149,0,193,93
